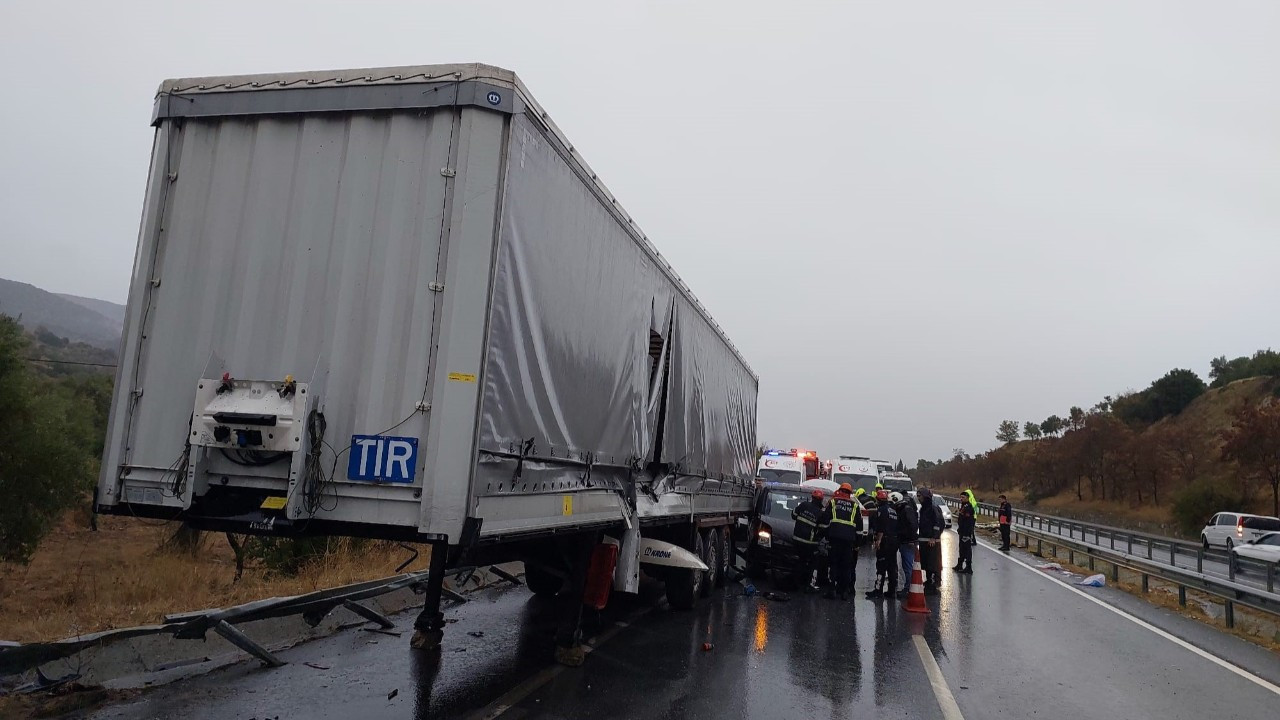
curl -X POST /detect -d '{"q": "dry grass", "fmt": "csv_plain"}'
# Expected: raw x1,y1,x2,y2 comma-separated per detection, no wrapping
0,513,430,643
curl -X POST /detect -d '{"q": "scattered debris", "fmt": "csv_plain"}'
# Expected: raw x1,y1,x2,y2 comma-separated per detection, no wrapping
467,631,485,638
387,688,399,701
701,642,713,651
304,662,331,670
362,628,403,638
1079,574,1106,587
764,591,790,602
743,583,757,596
1036,563,1064,572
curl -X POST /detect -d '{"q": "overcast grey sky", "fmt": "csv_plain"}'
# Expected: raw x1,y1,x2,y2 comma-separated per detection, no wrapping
2,1,1277,465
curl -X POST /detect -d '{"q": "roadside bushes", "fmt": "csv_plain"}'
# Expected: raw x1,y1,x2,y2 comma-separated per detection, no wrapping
0,316,99,563
1171,482,1250,537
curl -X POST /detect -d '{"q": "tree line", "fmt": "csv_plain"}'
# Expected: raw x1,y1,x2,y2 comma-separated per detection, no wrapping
915,352,1280,534
0,315,114,562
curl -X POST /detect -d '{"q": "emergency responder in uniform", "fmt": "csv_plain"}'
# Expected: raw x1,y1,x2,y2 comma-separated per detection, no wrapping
954,489,977,573
824,483,863,600
866,488,900,599
893,491,918,597
998,494,1013,551
791,489,830,591
916,488,945,593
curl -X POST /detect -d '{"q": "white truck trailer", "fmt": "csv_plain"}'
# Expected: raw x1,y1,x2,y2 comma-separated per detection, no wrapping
95,63,758,658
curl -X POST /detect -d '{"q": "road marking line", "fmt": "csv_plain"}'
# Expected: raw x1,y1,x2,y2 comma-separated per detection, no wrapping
468,604,653,720
976,539,1280,697
911,635,966,720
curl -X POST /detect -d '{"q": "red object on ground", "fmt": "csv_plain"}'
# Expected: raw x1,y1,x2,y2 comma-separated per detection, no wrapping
702,642,713,651
583,543,618,610
902,545,931,615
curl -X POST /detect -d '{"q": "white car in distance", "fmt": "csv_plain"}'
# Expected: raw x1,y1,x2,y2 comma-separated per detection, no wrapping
1230,531,1280,571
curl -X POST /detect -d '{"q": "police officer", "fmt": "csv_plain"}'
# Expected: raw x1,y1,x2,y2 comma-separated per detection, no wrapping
791,489,829,591
954,489,977,573
824,483,863,600
893,491,918,597
866,488,900,599
998,494,1013,551
916,488,945,593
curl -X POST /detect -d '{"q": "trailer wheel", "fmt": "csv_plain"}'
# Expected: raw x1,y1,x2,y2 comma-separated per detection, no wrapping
524,563,563,598
716,527,731,586
666,531,703,610
700,528,719,597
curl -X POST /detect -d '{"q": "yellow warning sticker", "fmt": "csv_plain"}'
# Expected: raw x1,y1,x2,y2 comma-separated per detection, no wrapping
562,495,573,516
260,496,287,510
447,372,477,383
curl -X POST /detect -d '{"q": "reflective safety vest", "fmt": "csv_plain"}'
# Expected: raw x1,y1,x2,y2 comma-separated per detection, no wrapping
830,496,858,526
792,500,827,545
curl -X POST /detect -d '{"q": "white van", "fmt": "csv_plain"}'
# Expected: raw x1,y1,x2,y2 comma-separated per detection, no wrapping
757,453,807,485
1202,512,1280,549
830,456,880,497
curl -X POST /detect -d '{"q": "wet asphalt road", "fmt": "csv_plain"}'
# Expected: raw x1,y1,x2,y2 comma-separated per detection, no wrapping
90,535,1280,720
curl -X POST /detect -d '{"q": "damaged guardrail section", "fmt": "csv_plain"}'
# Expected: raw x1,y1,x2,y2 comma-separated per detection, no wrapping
1,563,522,691
0,571,430,680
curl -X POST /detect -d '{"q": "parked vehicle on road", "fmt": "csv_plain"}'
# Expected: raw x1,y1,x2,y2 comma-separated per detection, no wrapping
881,472,915,499
758,452,807,485
1230,531,1280,570
830,456,879,496
1201,513,1280,549
746,483,810,579
929,494,953,528
94,63,759,650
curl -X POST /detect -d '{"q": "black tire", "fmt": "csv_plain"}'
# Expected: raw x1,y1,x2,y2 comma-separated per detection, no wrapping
667,567,699,610
745,545,765,579
1226,538,1234,550
1202,535,1210,550
700,529,719,597
717,527,731,586
667,531,704,609
524,562,563,598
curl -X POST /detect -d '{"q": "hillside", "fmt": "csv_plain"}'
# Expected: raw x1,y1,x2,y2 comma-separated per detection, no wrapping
57,292,126,327
0,277,123,349
916,374,1280,535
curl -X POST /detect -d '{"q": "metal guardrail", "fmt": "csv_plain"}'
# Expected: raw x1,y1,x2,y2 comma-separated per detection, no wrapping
941,496,1280,627
0,565,510,682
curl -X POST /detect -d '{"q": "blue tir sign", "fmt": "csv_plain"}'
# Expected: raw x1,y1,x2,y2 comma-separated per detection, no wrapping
347,435,418,483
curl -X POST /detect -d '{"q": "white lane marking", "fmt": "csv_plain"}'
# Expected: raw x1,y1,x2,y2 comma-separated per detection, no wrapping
976,539,1280,697
911,634,966,720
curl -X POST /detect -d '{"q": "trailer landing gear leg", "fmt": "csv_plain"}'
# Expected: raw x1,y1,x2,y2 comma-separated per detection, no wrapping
553,534,595,667
411,540,449,650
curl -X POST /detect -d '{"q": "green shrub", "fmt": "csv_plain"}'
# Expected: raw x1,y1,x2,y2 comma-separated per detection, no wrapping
1170,481,1251,537
0,316,95,563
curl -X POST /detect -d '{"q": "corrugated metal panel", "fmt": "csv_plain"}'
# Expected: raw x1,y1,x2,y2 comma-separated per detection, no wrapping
477,113,758,487
121,110,454,485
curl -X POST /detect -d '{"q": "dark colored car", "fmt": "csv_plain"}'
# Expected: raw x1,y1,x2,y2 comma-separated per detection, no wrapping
745,483,811,579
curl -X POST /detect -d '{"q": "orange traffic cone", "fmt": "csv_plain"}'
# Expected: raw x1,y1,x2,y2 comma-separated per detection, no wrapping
902,544,931,615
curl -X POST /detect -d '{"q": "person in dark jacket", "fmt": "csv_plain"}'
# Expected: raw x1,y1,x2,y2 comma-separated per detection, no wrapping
824,483,864,600
895,492,919,597
866,489,900,599
916,489,945,593
954,489,977,573
792,489,830,591
998,495,1013,551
